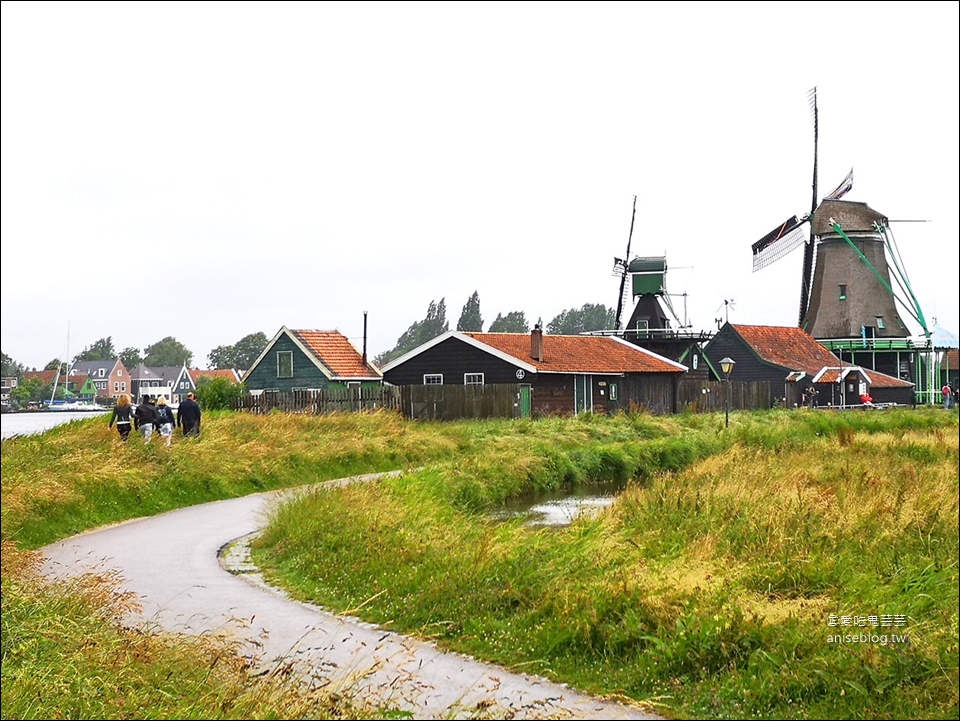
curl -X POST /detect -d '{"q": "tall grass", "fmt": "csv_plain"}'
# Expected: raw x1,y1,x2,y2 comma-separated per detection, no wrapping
253,409,959,719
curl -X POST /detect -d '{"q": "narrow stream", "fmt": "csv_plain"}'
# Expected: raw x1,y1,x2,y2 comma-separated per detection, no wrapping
491,479,629,527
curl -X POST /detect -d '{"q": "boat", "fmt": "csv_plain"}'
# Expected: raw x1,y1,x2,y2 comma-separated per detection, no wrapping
45,400,107,412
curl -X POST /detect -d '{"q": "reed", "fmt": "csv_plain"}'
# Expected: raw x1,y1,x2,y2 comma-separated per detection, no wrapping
254,408,959,719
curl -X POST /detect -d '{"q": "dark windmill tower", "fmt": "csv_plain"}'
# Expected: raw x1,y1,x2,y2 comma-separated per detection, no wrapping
750,87,933,397
611,197,709,377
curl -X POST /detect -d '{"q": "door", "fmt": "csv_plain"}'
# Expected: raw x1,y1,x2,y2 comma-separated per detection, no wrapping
519,384,531,418
574,375,593,414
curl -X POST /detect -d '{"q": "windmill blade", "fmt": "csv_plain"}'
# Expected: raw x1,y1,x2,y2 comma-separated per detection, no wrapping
751,215,808,271
614,195,637,330
823,167,854,201
808,86,819,215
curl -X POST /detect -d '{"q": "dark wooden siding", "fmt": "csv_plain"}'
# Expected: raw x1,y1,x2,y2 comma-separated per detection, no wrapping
244,334,334,393
531,375,574,415
617,374,680,415
705,331,788,406
382,337,527,386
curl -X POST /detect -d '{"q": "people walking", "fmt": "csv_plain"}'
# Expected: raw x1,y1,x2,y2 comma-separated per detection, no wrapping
108,394,134,441
942,383,953,410
177,391,202,437
134,395,158,442
155,396,175,446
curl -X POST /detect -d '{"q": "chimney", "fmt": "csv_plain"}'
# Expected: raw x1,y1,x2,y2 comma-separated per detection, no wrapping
530,324,543,362
362,311,368,365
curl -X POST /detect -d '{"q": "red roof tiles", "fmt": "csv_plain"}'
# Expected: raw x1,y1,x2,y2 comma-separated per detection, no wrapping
292,330,382,379
732,324,912,388
462,333,685,374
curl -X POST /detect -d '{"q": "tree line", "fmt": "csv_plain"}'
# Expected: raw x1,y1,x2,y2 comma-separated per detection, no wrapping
2,292,616,394
372,291,616,366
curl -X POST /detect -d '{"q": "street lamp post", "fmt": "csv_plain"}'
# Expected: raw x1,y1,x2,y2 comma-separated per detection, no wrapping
720,357,736,428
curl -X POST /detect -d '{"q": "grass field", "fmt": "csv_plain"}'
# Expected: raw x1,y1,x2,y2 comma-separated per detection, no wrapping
2,407,957,719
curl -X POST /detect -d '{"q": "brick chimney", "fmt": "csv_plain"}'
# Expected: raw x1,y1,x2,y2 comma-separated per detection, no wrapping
530,324,544,362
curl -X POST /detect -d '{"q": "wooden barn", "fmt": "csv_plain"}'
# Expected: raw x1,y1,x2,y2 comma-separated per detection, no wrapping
704,323,914,407
379,327,687,416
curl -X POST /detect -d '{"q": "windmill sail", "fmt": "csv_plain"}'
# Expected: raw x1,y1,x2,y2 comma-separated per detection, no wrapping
751,215,807,272
823,167,854,201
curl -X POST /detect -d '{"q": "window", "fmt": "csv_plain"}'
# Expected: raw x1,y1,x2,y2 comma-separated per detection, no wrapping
98,369,105,377
118,369,123,376
121,382,126,392
839,284,847,301
424,374,443,385
609,383,618,401
876,316,885,330
277,351,294,378
346,381,360,389
114,382,120,392
464,373,484,386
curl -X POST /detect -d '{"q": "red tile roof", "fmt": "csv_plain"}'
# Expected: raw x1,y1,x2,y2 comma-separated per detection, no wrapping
23,370,59,385
462,333,685,374
943,349,959,369
733,325,912,388
732,324,840,374
190,368,240,383
292,330,382,379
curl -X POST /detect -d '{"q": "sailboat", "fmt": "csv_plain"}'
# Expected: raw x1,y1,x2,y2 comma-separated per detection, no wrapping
45,323,104,412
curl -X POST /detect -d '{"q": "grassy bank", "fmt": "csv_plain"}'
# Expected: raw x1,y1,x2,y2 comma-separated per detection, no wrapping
2,408,956,718
2,408,712,718
251,409,959,719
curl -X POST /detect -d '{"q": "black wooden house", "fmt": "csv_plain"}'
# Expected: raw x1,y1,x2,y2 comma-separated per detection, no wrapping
380,327,688,416
704,323,914,407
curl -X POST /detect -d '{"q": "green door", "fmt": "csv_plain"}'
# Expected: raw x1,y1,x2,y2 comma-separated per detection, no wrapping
519,384,531,418
575,375,593,414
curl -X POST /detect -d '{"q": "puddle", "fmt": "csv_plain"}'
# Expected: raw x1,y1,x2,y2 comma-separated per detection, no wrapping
491,480,627,527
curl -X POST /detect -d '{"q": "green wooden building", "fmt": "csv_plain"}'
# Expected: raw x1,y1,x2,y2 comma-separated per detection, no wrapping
242,327,382,394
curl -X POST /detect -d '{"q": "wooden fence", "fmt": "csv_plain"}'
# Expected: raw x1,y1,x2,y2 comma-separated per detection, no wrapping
234,387,401,415
677,378,771,412
233,380,773,419
400,384,523,420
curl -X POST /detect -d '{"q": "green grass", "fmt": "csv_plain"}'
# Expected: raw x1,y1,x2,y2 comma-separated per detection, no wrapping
2,406,957,719
251,408,960,720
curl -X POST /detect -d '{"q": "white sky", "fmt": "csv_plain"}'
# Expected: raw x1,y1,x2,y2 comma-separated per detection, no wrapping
2,1,957,370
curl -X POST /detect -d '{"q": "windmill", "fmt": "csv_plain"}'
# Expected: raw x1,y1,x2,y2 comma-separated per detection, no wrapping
750,86,929,341
612,196,687,336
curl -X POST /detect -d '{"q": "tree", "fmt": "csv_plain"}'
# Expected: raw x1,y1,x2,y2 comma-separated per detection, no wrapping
194,376,245,411
547,303,616,335
74,337,115,363
143,337,192,367
207,332,268,370
1,351,25,379
119,347,143,369
456,291,483,332
43,358,67,373
10,377,49,404
374,298,449,367
488,311,530,333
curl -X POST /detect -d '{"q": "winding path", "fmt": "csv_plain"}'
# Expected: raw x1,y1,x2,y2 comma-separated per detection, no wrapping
40,472,660,719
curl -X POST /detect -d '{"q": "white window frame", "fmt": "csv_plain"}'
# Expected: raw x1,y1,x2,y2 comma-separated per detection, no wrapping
424,374,443,385
464,373,484,386
277,351,294,379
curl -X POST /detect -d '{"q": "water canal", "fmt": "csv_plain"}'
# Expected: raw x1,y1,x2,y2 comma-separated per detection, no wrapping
491,478,629,526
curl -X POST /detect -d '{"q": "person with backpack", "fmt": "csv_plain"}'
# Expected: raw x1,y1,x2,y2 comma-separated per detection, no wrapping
155,396,176,446
134,395,159,442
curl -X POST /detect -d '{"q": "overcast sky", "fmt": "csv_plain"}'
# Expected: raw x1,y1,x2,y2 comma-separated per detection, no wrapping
2,1,957,370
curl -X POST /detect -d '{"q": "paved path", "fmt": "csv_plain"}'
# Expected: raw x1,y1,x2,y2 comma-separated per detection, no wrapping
40,473,660,719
